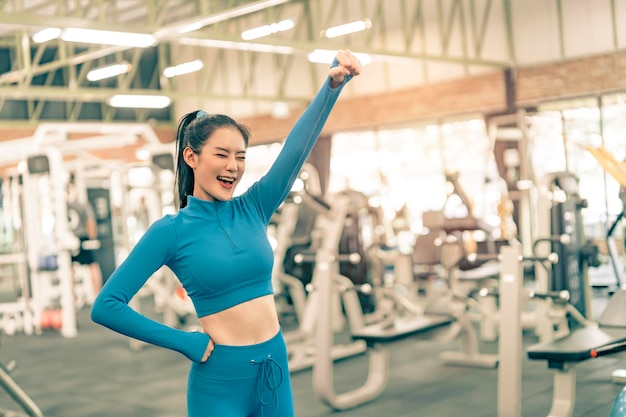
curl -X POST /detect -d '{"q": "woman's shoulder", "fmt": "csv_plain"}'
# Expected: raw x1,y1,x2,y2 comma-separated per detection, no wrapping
147,214,178,235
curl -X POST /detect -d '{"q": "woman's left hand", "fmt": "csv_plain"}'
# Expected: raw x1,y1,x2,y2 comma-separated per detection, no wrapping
329,50,362,88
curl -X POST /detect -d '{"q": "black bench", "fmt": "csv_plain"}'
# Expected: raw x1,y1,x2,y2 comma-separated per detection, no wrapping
526,290,626,417
351,314,455,345
528,325,626,368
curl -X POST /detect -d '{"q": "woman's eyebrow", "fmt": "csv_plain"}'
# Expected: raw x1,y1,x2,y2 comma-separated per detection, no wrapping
214,146,246,154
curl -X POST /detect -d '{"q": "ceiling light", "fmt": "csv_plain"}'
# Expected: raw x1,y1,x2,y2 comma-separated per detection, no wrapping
307,49,372,66
178,22,205,35
163,59,204,78
32,28,62,43
174,0,293,35
87,62,132,81
271,102,290,119
135,148,151,161
179,38,295,54
61,28,156,48
322,19,372,38
241,19,294,40
107,94,171,109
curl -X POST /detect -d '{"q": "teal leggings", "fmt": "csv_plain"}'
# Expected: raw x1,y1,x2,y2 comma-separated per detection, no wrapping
187,329,294,417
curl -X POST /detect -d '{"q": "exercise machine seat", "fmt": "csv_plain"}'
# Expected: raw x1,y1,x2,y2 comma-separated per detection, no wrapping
351,314,454,345
527,326,626,368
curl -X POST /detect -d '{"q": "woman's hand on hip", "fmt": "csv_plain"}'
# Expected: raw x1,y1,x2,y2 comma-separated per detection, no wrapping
201,338,215,362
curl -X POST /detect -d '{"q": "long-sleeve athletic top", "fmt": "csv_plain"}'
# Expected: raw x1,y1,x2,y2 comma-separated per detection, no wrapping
91,68,352,364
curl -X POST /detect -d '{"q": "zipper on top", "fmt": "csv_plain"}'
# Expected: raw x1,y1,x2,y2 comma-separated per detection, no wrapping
214,204,238,249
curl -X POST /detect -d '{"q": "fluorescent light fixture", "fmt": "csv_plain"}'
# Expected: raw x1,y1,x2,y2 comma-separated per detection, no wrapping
135,148,151,161
87,62,132,81
32,28,62,43
61,28,155,47
241,19,294,40
163,59,204,78
178,22,205,35
107,94,171,109
322,19,372,38
271,102,290,119
179,38,295,55
308,49,372,66
175,0,293,34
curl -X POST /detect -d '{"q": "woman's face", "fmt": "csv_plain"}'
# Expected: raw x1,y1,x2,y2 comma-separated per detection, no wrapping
184,127,247,202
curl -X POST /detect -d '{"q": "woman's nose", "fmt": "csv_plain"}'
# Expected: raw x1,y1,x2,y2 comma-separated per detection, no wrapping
226,156,238,171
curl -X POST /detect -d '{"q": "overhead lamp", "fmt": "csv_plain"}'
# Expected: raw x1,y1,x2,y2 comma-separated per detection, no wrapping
63,28,155,47
179,37,295,55
271,102,290,119
308,49,372,66
87,62,132,81
107,94,171,109
241,19,294,40
163,59,204,78
32,28,62,43
174,0,293,35
322,19,372,38
33,27,156,47
33,27,155,48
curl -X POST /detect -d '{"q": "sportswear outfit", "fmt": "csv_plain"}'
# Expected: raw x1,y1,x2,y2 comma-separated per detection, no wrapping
91,66,352,417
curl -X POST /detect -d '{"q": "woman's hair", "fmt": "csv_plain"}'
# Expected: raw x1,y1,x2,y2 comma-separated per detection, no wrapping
174,111,250,208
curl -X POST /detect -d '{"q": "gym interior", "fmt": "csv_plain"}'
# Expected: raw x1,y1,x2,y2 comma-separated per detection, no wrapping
1,1,626,416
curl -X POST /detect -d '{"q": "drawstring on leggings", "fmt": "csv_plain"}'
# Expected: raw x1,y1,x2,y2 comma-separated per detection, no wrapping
251,355,283,417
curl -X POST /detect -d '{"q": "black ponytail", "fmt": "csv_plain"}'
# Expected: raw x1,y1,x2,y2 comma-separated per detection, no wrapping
174,110,251,209
174,111,199,209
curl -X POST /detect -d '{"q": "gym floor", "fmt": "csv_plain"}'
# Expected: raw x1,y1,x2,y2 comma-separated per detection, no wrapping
0,288,623,417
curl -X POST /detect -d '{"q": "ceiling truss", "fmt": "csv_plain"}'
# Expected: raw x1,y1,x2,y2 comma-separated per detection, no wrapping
0,0,623,124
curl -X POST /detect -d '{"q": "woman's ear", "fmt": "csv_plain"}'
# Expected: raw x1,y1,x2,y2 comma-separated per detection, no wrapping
183,147,197,168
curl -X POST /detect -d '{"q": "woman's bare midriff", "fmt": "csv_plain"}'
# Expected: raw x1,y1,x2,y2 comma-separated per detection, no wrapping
197,294,280,345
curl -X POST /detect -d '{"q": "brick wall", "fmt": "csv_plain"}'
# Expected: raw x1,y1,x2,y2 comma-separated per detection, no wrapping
516,52,626,104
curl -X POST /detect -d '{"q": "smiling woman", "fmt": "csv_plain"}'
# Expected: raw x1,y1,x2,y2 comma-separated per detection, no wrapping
177,112,250,205
90,49,362,417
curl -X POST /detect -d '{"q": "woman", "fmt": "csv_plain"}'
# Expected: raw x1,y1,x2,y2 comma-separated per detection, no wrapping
91,49,362,417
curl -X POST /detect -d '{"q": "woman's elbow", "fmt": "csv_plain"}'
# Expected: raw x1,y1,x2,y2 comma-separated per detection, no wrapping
90,294,113,326
90,301,106,325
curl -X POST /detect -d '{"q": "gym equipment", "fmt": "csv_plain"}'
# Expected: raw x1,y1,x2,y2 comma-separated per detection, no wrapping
494,245,589,416
525,290,626,417
22,150,77,338
0,123,167,339
494,242,626,417
280,190,367,372
585,144,626,289
309,202,500,411
0,331,44,417
584,143,626,384
271,164,325,325
535,172,600,322
0,174,34,337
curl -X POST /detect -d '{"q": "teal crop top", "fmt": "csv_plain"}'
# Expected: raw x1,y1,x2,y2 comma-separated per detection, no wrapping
91,69,352,363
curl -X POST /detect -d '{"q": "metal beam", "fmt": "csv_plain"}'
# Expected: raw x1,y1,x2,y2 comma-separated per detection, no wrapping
0,85,313,103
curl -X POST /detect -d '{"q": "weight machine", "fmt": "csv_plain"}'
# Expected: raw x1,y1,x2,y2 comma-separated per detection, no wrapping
0,122,162,337
495,143,626,416
280,190,368,373
22,150,77,338
0,174,33,337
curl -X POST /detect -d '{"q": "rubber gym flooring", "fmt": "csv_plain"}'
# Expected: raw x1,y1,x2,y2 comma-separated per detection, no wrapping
0,288,623,417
